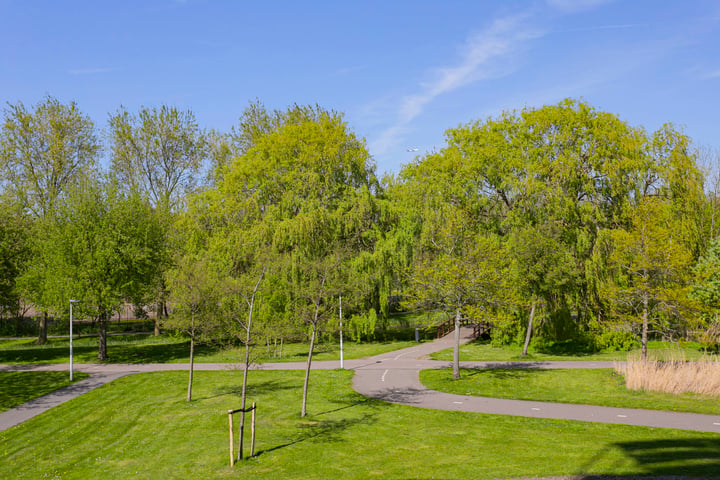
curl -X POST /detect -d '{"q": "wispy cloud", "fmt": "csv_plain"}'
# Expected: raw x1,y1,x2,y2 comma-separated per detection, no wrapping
370,15,543,156
546,0,614,13
702,69,720,80
562,23,648,32
68,67,112,76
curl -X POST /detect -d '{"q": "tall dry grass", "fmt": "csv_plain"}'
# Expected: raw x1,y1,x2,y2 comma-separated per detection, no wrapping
615,352,720,397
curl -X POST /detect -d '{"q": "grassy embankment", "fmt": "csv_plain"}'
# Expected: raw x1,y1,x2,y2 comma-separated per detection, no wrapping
420,367,720,415
0,371,89,412
2,369,720,479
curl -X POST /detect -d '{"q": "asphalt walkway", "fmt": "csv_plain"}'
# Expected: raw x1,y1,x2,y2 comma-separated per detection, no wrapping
2,328,720,433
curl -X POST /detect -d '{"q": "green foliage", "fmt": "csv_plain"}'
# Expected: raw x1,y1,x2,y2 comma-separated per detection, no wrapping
691,235,720,311
165,252,222,340
0,201,29,314
600,197,698,355
0,95,99,219
108,105,208,212
346,308,377,342
593,329,639,351
19,177,166,358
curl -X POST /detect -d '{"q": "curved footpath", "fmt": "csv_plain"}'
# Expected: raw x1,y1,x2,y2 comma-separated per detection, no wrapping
2,328,720,433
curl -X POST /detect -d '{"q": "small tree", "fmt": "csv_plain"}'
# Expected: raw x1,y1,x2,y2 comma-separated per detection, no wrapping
288,250,348,417
410,232,513,379
165,252,221,402
220,263,266,461
690,236,720,346
602,198,696,359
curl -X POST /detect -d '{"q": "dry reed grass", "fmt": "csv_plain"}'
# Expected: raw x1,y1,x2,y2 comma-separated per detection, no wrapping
615,351,720,397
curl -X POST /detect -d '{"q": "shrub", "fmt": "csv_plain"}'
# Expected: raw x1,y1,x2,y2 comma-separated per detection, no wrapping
594,330,638,351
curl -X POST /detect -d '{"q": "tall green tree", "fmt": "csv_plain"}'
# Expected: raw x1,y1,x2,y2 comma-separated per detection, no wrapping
202,102,379,417
443,99,704,339
108,105,208,212
108,104,207,335
0,95,99,342
28,177,165,360
0,95,99,218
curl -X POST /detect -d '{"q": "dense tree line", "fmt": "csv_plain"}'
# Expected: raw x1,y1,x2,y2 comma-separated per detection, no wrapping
2,96,720,382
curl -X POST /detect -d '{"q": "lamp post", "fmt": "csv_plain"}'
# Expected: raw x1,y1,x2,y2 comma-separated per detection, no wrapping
69,300,79,381
339,294,344,370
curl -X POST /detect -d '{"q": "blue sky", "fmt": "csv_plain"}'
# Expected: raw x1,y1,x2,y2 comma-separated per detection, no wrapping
1,0,719,175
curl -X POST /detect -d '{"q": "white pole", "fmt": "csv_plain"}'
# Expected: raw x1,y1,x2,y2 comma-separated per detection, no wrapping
69,300,74,381
339,294,344,370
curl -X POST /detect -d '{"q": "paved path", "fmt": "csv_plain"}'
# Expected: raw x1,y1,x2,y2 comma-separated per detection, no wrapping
350,328,720,434
2,328,720,434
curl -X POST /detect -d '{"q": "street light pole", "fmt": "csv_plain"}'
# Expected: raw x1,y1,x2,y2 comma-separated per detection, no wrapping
339,294,344,370
69,300,79,381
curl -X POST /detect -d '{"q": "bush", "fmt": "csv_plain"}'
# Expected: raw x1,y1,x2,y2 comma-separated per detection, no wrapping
594,330,638,351
530,336,595,355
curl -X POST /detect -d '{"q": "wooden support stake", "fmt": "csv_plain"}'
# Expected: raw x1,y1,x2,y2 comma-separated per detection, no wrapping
228,410,234,467
250,402,256,457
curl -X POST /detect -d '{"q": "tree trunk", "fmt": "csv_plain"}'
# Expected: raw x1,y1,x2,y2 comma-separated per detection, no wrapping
36,312,48,345
301,321,318,417
238,320,253,461
238,268,263,461
98,312,108,361
641,292,649,360
522,299,537,357
452,308,461,380
154,300,163,336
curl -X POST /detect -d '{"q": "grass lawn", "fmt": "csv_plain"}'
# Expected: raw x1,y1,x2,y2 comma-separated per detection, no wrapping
429,339,716,362
420,368,720,415
0,334,416,365
2,370,719,479
0,371,89,412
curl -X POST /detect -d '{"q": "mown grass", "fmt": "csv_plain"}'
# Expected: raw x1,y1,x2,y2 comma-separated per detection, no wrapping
0,371,89,412
429,339,714,362
2,370,719,479
420,367,720,415
0,334,415,365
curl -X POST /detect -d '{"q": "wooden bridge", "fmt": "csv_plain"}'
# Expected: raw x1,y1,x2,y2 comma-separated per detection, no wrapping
435,316,491,339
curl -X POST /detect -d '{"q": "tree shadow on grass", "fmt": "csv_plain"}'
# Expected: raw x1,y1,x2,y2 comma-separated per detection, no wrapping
202,379,300,401
607,438,720,478
255,410,379,457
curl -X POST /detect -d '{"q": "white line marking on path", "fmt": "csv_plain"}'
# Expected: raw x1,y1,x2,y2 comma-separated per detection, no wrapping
617,415,628,418
381,369,389,382
531,408,540,411
453,401,463,404
394,352,409,360
713,423,720,426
